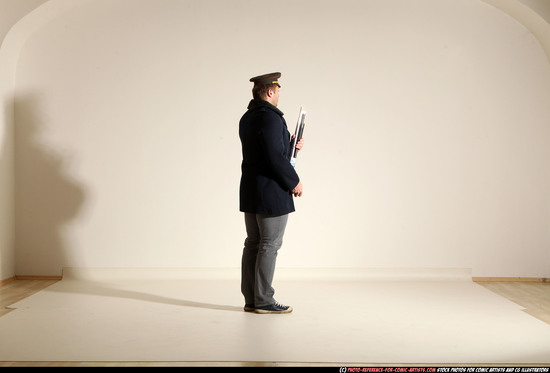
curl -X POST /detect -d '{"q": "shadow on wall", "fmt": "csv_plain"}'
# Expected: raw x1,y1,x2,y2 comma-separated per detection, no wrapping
14,94,86,276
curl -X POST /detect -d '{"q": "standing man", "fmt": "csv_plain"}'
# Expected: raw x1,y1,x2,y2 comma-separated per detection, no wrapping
239,72,304,314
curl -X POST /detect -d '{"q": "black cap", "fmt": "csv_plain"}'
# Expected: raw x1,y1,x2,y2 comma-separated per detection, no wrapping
250,72,281,87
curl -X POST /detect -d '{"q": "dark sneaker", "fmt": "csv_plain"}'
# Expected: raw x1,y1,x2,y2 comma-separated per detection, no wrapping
243,304,255,312
254,302,293,314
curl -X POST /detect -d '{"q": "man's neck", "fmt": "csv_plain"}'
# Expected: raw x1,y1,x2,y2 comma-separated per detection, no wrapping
248,99,283,115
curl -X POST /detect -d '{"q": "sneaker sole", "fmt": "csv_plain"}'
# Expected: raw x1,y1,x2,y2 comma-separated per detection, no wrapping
254,306,293,314
243,307,255,312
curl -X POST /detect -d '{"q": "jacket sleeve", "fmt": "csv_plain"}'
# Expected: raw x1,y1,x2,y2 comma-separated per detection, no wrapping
258,112,300,191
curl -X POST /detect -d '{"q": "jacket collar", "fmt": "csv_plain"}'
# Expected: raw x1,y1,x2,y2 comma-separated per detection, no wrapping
247,99,284,116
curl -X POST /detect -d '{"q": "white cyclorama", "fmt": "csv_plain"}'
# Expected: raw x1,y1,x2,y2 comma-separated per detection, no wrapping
0,0,549,279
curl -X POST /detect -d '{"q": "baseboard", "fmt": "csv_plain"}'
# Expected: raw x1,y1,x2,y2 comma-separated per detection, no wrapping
1,275,63,285
0,276,16,286
473,277,550,282
14,275,63,281
4,273,548,284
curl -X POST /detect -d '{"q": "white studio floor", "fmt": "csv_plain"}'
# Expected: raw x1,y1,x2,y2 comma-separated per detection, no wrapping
1,268,550,365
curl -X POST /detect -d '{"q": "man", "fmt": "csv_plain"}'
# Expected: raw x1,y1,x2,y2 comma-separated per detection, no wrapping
239,72,304,314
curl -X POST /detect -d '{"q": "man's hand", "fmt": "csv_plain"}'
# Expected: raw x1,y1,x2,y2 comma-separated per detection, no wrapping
295,138,304,152
291,135,305,152
292,181,303,197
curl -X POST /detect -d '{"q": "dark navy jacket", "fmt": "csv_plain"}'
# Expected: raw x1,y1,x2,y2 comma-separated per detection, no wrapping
239,99,300,215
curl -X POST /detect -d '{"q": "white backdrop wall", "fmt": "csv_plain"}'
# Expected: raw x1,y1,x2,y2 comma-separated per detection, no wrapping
0,0,50,281
10,0,550,277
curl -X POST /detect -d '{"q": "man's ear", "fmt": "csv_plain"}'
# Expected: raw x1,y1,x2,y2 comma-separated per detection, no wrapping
265,87,274,98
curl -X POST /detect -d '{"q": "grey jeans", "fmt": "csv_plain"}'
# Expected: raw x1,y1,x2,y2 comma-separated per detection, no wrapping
241,213,289,307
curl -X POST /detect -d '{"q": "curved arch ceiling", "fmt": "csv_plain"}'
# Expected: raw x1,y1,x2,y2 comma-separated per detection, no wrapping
3,0,550,65
0,0,48,47
483,0,550,63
